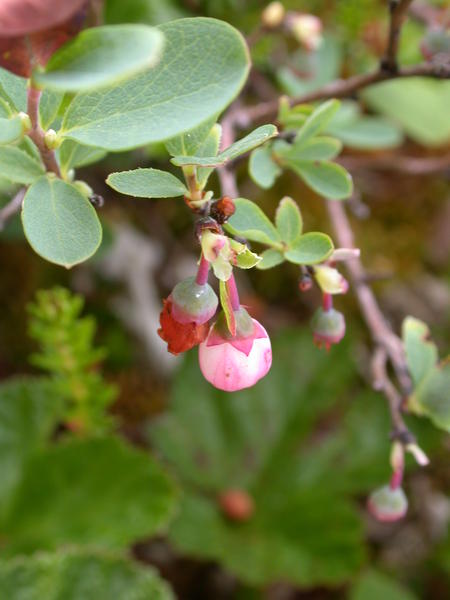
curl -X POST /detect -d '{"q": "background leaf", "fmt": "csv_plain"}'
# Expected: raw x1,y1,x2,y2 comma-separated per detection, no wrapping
21,176,102,268
0,550,174,600
60,18,250,150
107,168,187,198
1,436,176,555
287,160,353,201
350,570,418,600
294,99,340,147
248,146,281,189
33,25,165,93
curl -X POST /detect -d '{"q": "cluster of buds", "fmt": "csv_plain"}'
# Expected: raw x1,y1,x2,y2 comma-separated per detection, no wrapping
261,2,323,52
158,219,272,392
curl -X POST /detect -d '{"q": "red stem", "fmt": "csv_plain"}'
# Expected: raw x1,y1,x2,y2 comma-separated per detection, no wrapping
226,273,240,311
26,85,61,176
195,254,210,285
389,467,404,490
322,293,333,312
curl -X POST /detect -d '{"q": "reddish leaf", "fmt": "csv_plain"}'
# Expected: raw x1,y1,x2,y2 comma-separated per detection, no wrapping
158,297,210,355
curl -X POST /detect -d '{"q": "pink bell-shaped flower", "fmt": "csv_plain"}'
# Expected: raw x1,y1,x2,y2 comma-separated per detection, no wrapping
199,308,272,392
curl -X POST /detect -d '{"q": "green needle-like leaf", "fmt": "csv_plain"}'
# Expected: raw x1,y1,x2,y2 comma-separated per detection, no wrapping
33,25,165,92
21,176,102,268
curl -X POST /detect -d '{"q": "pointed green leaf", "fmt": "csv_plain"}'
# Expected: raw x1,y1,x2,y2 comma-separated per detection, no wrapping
249,145,281,189
256,248,285,270
0,146,44,184
402,317,438,387
0,115,23,145
229,239,261,269
294,99,340,147
1,436,176,555
107,168,187,198
21,176,102,268
33,25,164,92
275,196,303,244
225,198,281,246
171,125,278,167
0,550,174,600
60,19,250,150
0,378,62,518
287,159,353,201
285,232,334,265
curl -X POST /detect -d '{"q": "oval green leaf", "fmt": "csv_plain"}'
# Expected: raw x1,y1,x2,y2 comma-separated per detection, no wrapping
283,136,342,161
61,18,250,150
285,232,334,265
287,160,353,201
0,115,23,145
171,125,278,168
225,198,281,246
294,99,341,147
21,176,102,268
107,168,187,198
0,146,44,184
33,25,164,93
275,196,303,244
249,146,281,189
256,248,285,270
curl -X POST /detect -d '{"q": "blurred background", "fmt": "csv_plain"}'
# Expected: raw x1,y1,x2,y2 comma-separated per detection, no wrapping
0,1,449,598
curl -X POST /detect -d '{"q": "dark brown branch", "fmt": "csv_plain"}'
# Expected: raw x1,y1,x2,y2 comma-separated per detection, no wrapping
382,0,414,73
0,187,26,229
26,86,61,177
238,61,450,124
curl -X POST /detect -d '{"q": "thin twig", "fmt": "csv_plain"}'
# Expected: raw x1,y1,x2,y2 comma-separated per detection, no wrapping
382,0,414,73
26,86,61,176
237,61,450,124
0,187,26,229
339,153,450,175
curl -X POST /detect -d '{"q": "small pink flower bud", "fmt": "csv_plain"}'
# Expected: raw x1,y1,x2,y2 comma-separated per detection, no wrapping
199,308,272,392
311,307,346,350
367,485,408,522
262,2,285,29
171,276,218,325
289,13,322,51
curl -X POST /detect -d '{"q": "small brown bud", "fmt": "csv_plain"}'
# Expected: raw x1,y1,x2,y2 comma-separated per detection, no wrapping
210,196,236,224
218,489,254,522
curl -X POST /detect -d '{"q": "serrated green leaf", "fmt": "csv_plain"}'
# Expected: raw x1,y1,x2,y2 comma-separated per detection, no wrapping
21,176,102,268
0,378,62,518
0,115,23,145
294,99,340,147
107,168,187,198
150,332,364,587
225,198,281,246
256,248,285,270
60,18,250,150
59,140,106,176
287,159,353,201
0,146,44,184
248,146,281,189
171,125,278,167
285,232,334,265
280,136,342,161
33,25,164,93
0,550,174,600
1,436,176,555
275,196,302,244
328,118,403,150
350,570,418,600
402,317,438,387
